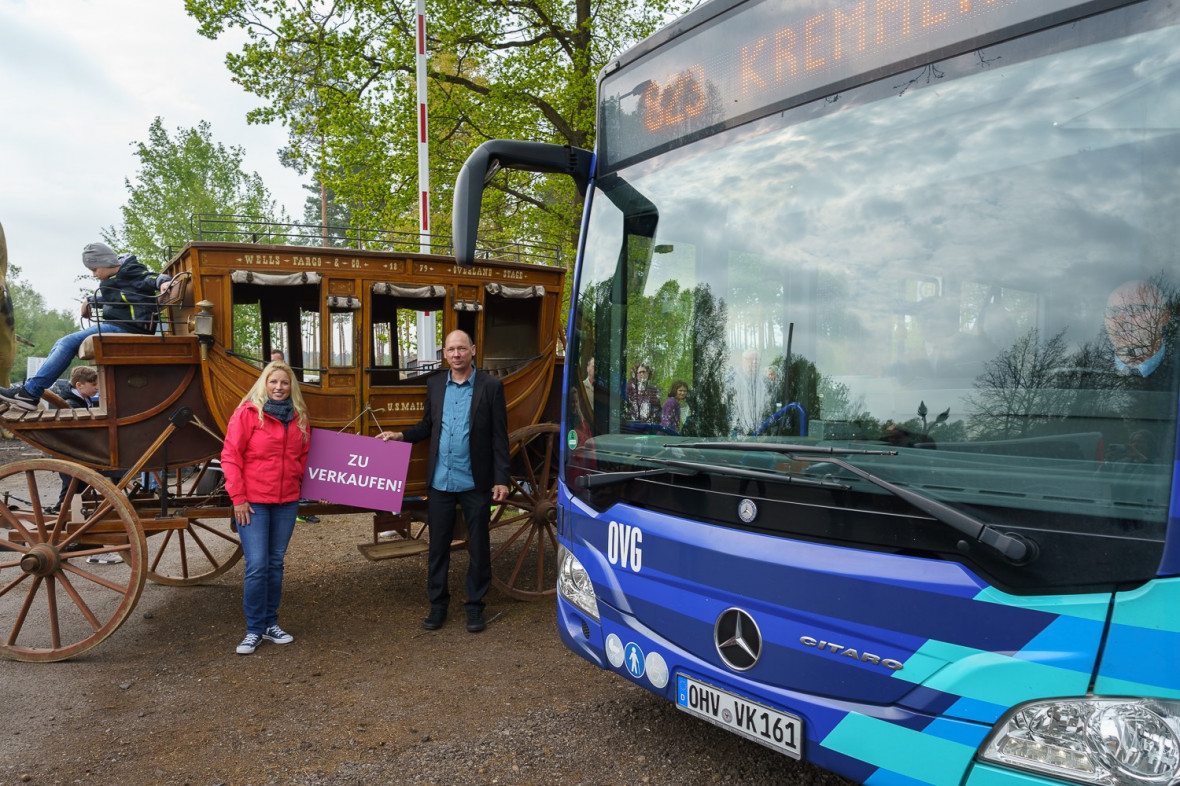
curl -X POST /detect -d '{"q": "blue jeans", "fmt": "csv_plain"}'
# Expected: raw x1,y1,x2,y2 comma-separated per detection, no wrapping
26,324,131,397
238,501,298,634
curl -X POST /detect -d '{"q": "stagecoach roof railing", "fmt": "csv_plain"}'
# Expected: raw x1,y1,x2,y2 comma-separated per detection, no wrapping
164,214,563,268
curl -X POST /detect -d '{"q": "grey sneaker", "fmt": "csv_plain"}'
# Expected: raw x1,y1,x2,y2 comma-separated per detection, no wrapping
262,625,294,644
86,552,124,564
0,385,38,411
236,633,262,655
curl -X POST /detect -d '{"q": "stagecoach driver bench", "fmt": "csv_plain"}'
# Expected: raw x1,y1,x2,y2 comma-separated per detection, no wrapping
0,242,170,411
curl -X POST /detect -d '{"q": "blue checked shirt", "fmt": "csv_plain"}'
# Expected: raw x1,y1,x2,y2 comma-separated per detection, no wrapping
431,370,476,491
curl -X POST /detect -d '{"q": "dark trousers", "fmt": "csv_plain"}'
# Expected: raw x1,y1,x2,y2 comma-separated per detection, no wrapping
427,487,492,612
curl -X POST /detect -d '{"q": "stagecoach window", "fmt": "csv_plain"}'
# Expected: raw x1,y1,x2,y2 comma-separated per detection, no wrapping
230,270,322,383
483,292,541,372
329,309,355,367
369,289,445,385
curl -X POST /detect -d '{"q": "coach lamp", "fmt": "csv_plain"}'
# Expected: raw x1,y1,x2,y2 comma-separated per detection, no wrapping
191,300,216,361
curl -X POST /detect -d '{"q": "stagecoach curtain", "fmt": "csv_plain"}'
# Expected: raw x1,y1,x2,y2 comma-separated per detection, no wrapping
484,283,545,298
371,283,446,298
230,270,322,286
326,295,361,310
454,299,483,311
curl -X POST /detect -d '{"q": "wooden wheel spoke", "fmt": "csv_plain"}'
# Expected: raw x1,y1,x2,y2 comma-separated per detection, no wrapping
6,576,41,646
491,519,535,560
45,578,61,649
534,433,556,494
149,530,176,573
60,562,131,595
22,469,50,540
1,543,29,563
53,570,105,631
0,506,36,545
504,525,540,589
0,571,30,597
189,519,239,545
176,531,192,578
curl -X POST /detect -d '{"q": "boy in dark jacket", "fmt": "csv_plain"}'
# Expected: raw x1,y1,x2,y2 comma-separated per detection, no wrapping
0,242,169,410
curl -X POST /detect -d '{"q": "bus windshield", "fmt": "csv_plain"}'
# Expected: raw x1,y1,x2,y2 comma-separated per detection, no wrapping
565,2,1180,591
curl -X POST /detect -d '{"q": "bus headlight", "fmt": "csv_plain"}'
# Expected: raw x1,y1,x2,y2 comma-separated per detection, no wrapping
979,698,1180,785
558,545,599,621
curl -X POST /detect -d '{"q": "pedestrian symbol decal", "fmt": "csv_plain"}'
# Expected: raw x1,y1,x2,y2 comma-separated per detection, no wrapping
624,642,645,679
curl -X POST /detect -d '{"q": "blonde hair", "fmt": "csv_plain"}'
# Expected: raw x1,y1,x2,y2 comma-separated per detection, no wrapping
241,360,309,435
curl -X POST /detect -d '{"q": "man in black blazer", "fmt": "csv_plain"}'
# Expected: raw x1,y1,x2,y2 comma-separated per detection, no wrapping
381,330,510,632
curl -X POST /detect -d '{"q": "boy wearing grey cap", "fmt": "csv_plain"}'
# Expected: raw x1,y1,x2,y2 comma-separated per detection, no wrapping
0,242,170,410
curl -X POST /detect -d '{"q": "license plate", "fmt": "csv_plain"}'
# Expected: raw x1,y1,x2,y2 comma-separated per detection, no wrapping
676,674,802,758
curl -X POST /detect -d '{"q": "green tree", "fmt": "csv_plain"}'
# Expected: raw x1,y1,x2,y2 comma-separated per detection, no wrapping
184,0,695,260
103,117,285,269
8,269,80,384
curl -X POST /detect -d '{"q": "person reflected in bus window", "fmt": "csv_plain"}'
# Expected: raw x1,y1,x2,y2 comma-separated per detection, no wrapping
1105,280,1172,378
661,380,690,434
625,362,661,423
221,360,311,655
582,357,597,413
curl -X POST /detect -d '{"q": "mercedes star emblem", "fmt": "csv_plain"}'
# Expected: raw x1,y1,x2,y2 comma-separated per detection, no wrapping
715,608,762,671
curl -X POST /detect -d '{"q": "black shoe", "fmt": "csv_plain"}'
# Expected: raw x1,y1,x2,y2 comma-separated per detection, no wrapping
423,608,447,630
466,609,486,633
0,385,38,411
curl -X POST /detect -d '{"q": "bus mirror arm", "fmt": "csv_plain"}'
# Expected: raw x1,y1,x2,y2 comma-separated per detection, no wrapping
453,140,593,266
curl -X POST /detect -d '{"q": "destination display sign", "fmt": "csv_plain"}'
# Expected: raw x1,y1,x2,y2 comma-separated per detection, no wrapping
599,0,1091,168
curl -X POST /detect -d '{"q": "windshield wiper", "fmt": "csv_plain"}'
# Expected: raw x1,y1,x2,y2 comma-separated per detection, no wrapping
575,457,849,491
673,442,1037,565
575,463,698,489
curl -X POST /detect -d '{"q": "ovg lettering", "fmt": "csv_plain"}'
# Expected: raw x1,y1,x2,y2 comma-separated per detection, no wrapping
607,520,643,572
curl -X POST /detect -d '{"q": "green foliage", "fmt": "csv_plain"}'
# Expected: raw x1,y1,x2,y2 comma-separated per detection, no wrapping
184,0,696,266
103,117,285,269
7,269,82,384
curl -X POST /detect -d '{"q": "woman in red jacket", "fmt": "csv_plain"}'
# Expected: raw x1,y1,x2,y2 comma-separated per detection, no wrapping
221,360,311,655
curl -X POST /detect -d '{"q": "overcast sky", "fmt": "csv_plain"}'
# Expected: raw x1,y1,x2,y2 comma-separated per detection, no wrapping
0,0,307,315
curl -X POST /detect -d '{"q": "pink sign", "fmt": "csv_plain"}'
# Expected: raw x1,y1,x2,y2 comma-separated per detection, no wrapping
301,428,413,512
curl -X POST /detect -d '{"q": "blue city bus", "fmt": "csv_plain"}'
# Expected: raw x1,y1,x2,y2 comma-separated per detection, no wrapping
451,0,1180,783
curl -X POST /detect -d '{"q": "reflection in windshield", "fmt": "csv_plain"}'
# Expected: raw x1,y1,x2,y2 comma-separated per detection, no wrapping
566,6,1180,535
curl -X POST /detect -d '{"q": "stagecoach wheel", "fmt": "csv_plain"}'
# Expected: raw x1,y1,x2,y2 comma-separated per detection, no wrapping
145,516,242,587
489,423,560,600
143,461,242,587
0,458,146,662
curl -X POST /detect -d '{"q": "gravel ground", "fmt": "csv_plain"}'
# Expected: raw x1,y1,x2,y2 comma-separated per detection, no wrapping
0,439,853,786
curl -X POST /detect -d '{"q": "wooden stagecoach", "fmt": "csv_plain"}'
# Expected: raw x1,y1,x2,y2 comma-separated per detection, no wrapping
0,235,565,661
